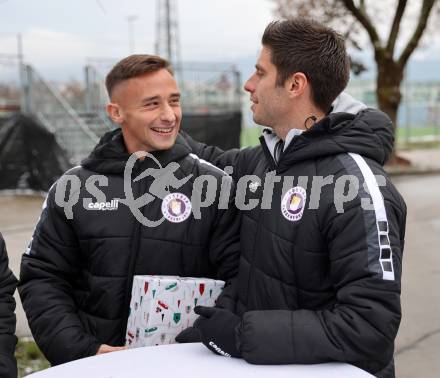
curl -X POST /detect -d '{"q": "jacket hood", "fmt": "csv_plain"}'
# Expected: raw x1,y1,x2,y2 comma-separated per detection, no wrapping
274,108,394,172
81,128,191,174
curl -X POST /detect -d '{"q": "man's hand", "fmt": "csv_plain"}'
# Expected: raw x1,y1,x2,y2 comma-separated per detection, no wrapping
193,306,241,358
175,326,202,343
96,344,128,355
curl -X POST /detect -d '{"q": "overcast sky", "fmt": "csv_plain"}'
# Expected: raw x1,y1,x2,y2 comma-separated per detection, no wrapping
0,0,439,81
0,0,275,80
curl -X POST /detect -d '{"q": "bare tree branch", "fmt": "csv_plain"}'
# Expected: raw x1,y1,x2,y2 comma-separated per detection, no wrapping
340,0,381,49
386,0,408,54
398,0,437,68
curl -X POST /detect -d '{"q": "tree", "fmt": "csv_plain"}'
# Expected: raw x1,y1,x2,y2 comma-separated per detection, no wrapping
271,0,439,154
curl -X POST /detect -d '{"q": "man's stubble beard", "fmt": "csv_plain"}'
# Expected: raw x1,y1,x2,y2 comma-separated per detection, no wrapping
253,103,279,130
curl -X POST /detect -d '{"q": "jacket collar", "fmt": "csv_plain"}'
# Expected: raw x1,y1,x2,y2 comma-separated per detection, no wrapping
81,128,191,174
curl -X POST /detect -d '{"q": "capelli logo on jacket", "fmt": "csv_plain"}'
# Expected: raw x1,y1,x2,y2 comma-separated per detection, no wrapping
87,199,119,211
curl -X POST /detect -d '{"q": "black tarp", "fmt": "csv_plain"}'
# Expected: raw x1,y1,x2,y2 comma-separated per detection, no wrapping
0,114,70,192
181,111,241,150
0,111,241,192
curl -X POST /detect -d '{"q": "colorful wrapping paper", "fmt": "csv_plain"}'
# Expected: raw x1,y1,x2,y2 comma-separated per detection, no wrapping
126,275,225,348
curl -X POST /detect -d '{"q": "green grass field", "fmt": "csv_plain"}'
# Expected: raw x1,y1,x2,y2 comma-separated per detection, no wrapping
240,126,263,147
396,126,440,139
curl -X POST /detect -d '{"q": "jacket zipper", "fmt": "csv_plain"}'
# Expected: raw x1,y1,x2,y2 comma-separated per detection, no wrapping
259,135,277,170
119,160,146,344
243,136,276,309
245,134,299,308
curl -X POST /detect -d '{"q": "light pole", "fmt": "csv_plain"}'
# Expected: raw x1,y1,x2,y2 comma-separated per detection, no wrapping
127,15,138,54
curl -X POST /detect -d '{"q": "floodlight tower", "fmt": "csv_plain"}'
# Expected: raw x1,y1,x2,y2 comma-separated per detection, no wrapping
155,0,184,89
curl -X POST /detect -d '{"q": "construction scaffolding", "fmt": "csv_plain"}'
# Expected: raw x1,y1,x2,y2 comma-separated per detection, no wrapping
19,64,113,165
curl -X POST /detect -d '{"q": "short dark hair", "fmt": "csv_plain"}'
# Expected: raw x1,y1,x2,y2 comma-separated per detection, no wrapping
105,54,172,97
262,18,350,112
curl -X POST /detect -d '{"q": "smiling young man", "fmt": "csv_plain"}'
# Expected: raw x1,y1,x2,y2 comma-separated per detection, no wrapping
19,55,240,365
177,19,407,378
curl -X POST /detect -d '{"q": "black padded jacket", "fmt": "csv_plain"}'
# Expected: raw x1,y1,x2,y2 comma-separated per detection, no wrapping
182,109,407,378
19,129,240,365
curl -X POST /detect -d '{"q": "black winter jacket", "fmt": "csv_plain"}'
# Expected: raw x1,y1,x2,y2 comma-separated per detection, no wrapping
0,233,17,378
183,109,406,378
18,129,240,365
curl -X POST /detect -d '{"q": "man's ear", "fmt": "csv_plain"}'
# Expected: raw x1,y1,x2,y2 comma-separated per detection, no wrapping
106,102,124,124
285,72,308,99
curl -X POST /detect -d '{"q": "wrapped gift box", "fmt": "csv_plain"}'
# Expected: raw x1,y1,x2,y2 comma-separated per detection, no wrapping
126,275,225,348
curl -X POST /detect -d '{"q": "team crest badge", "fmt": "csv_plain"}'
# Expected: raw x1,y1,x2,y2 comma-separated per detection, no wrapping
161,192,192,223
249,181,261,193
281,186,306,222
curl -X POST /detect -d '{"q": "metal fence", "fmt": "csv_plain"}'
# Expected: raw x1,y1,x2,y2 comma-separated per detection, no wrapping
346,79,440,144
1,57,243,165
84,65,109,114
6,61,439,155
178,65,241,114
84,60,242,115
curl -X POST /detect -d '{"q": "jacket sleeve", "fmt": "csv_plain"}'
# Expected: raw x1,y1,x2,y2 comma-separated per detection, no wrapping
236,168,406,374
18,183,101,365
0,234,18,378
179,130,250,181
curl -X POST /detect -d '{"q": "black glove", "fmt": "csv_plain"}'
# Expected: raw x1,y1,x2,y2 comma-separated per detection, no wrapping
193,306,241,358
175,326,201,343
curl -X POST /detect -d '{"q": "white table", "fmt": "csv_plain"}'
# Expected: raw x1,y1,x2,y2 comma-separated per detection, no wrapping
26,343,374,378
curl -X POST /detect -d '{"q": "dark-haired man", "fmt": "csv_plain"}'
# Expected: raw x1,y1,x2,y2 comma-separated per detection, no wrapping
177,18,406,378
19,54,240,365
0,233,17,378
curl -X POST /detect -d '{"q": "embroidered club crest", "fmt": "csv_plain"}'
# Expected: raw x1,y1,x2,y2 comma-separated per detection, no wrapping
249,181,260,193
161,193,192,223
281,186,306,222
